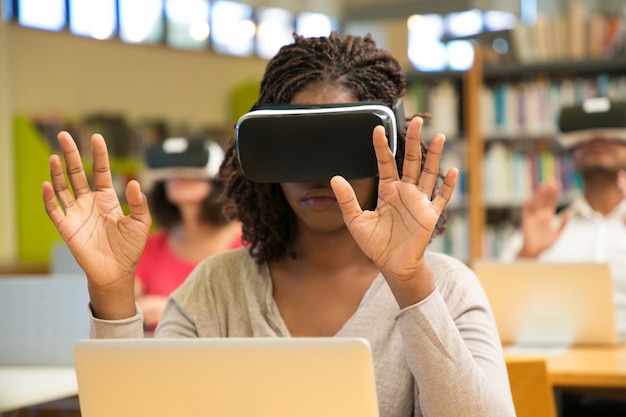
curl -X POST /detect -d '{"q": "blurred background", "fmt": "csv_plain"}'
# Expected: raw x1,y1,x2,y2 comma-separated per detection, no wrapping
1,0,625,269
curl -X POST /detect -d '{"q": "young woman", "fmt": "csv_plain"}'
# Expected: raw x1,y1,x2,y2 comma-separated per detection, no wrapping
135,143,243,331
42,32,515,417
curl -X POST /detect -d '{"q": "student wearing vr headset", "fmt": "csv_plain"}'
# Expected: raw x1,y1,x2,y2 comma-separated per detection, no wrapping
43,32,515,417
501,97,626,416
135,137,243,332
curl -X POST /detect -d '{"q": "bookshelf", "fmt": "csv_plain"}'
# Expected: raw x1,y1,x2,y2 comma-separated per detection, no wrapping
407,47,626,265
480,55,626,261
405,46,485,265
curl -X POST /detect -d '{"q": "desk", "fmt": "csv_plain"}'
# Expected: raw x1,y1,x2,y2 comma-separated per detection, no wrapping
505,343,626,389
546,344,626,389
0,367,78,413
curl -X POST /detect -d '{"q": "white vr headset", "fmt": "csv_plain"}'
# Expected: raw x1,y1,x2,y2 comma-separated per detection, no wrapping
558,97,626,149
144,137,225,180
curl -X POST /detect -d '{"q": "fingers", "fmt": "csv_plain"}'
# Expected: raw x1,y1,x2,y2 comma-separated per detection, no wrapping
618,170,626,198
399,117,445,199
125,180,152,228
417,133,445,196
48,149,75,210
42,180,65,229
530,180,561,212
400,117,423,184
330,176,362,226
57,131,91,203
431,167,458,214
90,134,114,191
373,125,399,185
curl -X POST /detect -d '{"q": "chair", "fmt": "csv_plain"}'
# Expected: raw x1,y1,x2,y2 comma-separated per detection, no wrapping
506,357,557,417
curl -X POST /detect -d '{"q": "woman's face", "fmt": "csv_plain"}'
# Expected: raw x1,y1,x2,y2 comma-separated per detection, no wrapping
280,84,378,233
165,176,211,206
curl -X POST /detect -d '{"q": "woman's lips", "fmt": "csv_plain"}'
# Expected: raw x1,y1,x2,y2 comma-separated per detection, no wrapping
303,196,336,210
301,190,337,209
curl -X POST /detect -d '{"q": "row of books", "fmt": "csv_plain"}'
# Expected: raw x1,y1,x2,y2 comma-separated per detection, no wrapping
483,142,581,207
428,213,469,263
510,3,625,64
481,74,626,138
483,223,519,260
405,80,461,140
406,74,626,144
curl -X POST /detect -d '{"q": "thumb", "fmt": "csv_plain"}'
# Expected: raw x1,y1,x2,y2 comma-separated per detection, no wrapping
125,180,152,228
330,176,362,226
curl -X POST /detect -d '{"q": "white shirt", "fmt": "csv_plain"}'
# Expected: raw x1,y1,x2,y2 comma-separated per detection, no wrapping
501,195,626,338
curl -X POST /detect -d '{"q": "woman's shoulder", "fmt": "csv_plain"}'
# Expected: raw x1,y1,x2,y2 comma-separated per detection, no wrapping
197,247,255,269
424,250,470,271
424,250,479,287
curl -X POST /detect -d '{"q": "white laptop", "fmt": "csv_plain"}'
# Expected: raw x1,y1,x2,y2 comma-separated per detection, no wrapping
473,261,620,349
73,337,380,417
0,276,89,366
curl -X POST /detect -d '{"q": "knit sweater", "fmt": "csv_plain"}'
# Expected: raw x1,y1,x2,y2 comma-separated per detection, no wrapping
90,248,515,417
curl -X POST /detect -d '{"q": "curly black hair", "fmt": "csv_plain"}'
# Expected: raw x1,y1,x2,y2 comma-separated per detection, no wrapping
219,32,447,265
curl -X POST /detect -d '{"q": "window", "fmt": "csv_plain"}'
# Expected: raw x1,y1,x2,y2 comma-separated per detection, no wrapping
210,0,255,57
295,12,337,38
18,0,66,31
255,7,294,59
444,9,483,38
69,0,117,40
165,0,210,50
407,14,447,72
119,0,164,45
2,0,13,21
447,40,474,71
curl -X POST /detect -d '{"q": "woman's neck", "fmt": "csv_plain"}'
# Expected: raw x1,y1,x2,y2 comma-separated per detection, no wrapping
279,226,375,276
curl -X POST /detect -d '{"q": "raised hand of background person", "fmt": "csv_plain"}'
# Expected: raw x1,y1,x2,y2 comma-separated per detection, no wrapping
42,131,152,320
331,117,457,308
517,180,570,258
619,171,626,228
619,170,626,200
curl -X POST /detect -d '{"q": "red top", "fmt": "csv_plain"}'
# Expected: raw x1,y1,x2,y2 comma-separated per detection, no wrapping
135,230,244,296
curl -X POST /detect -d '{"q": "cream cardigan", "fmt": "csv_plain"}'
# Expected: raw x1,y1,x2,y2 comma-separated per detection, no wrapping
90,248,515,417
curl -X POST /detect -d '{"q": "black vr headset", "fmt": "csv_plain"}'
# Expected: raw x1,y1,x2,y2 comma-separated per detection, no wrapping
144,137,225,180
558,97,626,149
235,100,405,183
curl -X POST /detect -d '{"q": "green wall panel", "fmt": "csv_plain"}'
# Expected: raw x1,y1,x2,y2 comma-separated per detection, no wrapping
13,115,63,263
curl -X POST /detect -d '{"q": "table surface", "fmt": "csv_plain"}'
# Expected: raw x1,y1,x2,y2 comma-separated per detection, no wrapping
2,343,625,412
0,366,78,412
505,342,626,389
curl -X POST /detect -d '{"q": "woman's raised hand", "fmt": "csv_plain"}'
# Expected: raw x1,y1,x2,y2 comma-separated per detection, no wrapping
42,131,152,319
331,117,457,307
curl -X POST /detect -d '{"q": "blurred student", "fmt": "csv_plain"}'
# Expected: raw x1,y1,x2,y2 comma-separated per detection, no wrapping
501,97,626,338
501,97,626,416
43,32,515,416
136,138,243,331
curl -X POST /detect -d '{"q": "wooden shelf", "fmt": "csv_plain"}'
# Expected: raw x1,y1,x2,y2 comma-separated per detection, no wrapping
483,57,626,78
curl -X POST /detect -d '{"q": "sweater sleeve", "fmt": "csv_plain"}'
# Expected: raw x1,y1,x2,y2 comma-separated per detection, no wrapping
88,303,145,339
396,255,516,417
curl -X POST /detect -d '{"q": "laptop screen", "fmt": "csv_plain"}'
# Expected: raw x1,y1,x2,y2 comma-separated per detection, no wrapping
73,337,380,417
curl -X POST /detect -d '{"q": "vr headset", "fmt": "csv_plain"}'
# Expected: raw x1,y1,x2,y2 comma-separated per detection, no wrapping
235,100,405,183
558,97,626,149
144,137,225,180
